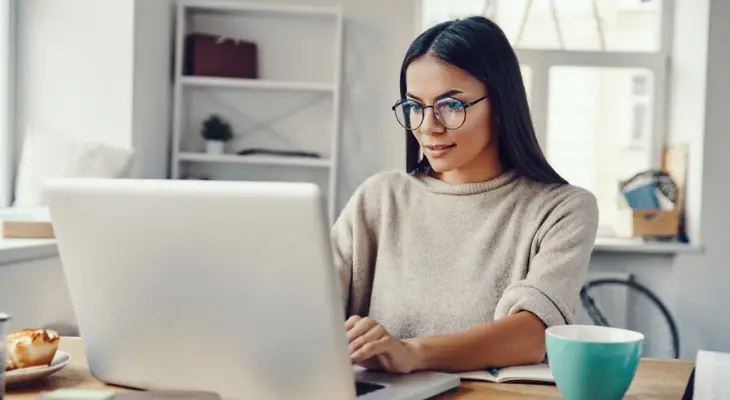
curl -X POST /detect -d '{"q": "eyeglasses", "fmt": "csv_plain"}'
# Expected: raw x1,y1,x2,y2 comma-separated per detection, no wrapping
391,95,487,131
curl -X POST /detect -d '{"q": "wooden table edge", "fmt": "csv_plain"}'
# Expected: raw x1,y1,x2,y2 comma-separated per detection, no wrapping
4,337,696,399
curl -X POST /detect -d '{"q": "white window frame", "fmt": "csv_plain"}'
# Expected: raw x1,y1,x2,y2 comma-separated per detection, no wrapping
516,0,674,172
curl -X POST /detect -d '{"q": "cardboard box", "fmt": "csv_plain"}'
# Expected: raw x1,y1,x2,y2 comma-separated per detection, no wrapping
614,144,688,238
615,208,679,238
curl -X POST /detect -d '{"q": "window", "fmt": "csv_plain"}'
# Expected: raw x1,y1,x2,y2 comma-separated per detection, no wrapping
421,0,672,236
0,0,13,207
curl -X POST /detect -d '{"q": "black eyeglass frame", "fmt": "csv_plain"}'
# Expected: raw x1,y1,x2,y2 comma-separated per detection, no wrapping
391,95,488,131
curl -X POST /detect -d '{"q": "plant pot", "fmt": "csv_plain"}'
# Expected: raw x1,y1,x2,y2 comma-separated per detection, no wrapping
205,140,225,154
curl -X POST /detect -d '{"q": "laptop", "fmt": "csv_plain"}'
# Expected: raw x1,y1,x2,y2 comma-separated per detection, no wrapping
44,178,460,400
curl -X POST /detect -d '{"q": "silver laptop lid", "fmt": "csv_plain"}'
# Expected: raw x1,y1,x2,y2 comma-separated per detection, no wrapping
45,178,356,400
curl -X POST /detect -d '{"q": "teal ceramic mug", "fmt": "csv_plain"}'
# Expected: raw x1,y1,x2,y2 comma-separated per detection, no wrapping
546,325,644,400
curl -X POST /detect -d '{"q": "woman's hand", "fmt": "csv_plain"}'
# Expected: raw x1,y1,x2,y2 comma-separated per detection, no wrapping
345,315,423,374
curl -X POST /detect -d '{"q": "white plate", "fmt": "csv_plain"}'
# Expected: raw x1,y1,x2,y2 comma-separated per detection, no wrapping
5,351,72,386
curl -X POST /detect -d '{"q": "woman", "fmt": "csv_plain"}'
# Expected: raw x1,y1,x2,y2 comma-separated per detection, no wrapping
332,16,599,374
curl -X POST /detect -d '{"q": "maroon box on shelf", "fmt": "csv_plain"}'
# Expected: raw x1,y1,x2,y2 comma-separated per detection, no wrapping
184,32,258,79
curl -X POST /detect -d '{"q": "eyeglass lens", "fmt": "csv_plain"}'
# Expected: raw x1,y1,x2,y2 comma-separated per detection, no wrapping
394,97,467,130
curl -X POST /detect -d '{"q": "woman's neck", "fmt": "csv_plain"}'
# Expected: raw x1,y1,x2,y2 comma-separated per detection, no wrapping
433,150,502,185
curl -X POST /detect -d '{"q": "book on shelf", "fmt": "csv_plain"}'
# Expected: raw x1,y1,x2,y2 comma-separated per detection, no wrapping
0,207,54,239
460,363,554,384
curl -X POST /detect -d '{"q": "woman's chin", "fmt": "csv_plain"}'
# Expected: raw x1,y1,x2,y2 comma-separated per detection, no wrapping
424,159,458,174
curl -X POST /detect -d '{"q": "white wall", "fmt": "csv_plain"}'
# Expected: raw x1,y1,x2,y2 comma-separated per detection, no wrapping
0,0,13,207
0,256,77,335
689,0,730,353
131,1,174,179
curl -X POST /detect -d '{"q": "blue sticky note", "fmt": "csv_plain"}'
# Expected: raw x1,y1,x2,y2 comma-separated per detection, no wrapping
624,184,660,209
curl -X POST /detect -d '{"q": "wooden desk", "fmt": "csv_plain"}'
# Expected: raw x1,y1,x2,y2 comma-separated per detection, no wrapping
6,338,694,399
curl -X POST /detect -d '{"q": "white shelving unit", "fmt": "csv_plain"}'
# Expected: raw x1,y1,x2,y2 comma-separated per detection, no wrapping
178,152,333,168
180,76,337,93
171,1,344,221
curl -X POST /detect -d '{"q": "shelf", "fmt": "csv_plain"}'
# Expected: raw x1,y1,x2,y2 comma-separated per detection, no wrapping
180,76,335,93
180,1,342,18
172,0,344,222
593,237,703,254
178,152,332,168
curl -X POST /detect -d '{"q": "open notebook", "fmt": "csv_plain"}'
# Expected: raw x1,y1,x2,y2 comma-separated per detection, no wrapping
460,363,554,384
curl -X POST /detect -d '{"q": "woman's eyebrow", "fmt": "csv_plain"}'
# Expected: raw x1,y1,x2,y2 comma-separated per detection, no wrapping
405,89,465,101
437,89,464,99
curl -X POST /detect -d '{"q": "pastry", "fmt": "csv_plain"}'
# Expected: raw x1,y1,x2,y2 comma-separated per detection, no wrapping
4,328,60,371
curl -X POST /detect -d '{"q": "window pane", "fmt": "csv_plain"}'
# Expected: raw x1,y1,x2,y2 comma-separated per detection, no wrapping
421,0,663,52
421,0,487,29
495,0,663,52
546,67,655,233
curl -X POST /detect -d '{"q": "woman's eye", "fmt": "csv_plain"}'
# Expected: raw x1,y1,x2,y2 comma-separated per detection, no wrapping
441,99,464,110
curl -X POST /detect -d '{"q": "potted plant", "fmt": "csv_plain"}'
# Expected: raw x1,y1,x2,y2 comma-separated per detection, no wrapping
201,115,233,154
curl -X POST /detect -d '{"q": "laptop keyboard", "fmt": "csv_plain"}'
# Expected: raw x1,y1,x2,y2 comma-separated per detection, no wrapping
355,381,386,397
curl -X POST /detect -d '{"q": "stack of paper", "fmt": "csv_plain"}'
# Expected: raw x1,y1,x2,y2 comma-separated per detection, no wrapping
694,350,730,399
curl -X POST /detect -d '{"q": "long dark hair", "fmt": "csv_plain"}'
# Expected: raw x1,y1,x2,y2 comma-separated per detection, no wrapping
401,16,567,185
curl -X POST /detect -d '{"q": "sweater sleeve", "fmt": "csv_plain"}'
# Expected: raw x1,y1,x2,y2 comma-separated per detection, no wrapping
330,180,379,318
494,189,599,327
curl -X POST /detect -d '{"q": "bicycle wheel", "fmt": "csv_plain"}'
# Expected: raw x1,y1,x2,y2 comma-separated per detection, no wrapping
577,278,680,359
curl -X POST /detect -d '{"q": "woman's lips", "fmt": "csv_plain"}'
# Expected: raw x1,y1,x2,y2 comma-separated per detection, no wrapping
424,144,456,158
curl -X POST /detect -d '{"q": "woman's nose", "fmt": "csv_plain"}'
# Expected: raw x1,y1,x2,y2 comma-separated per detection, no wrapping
419,107,444,136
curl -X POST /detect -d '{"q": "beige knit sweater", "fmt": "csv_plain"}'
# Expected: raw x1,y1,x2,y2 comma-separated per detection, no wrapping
331,170,599,339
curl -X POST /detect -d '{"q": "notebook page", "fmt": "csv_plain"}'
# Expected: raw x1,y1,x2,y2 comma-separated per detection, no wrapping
459,370,498,383
497,363,554,383
459,364,553,384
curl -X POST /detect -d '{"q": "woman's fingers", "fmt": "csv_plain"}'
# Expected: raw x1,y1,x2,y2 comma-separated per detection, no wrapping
356,357,383,371
349,323,387,353
346,316,378,343
351,336,392,363
344,315,361,331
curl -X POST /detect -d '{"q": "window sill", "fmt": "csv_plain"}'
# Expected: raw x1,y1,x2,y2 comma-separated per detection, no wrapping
593,237,703,255
0,236,703,265
0,207,58,264
0,238,58,265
